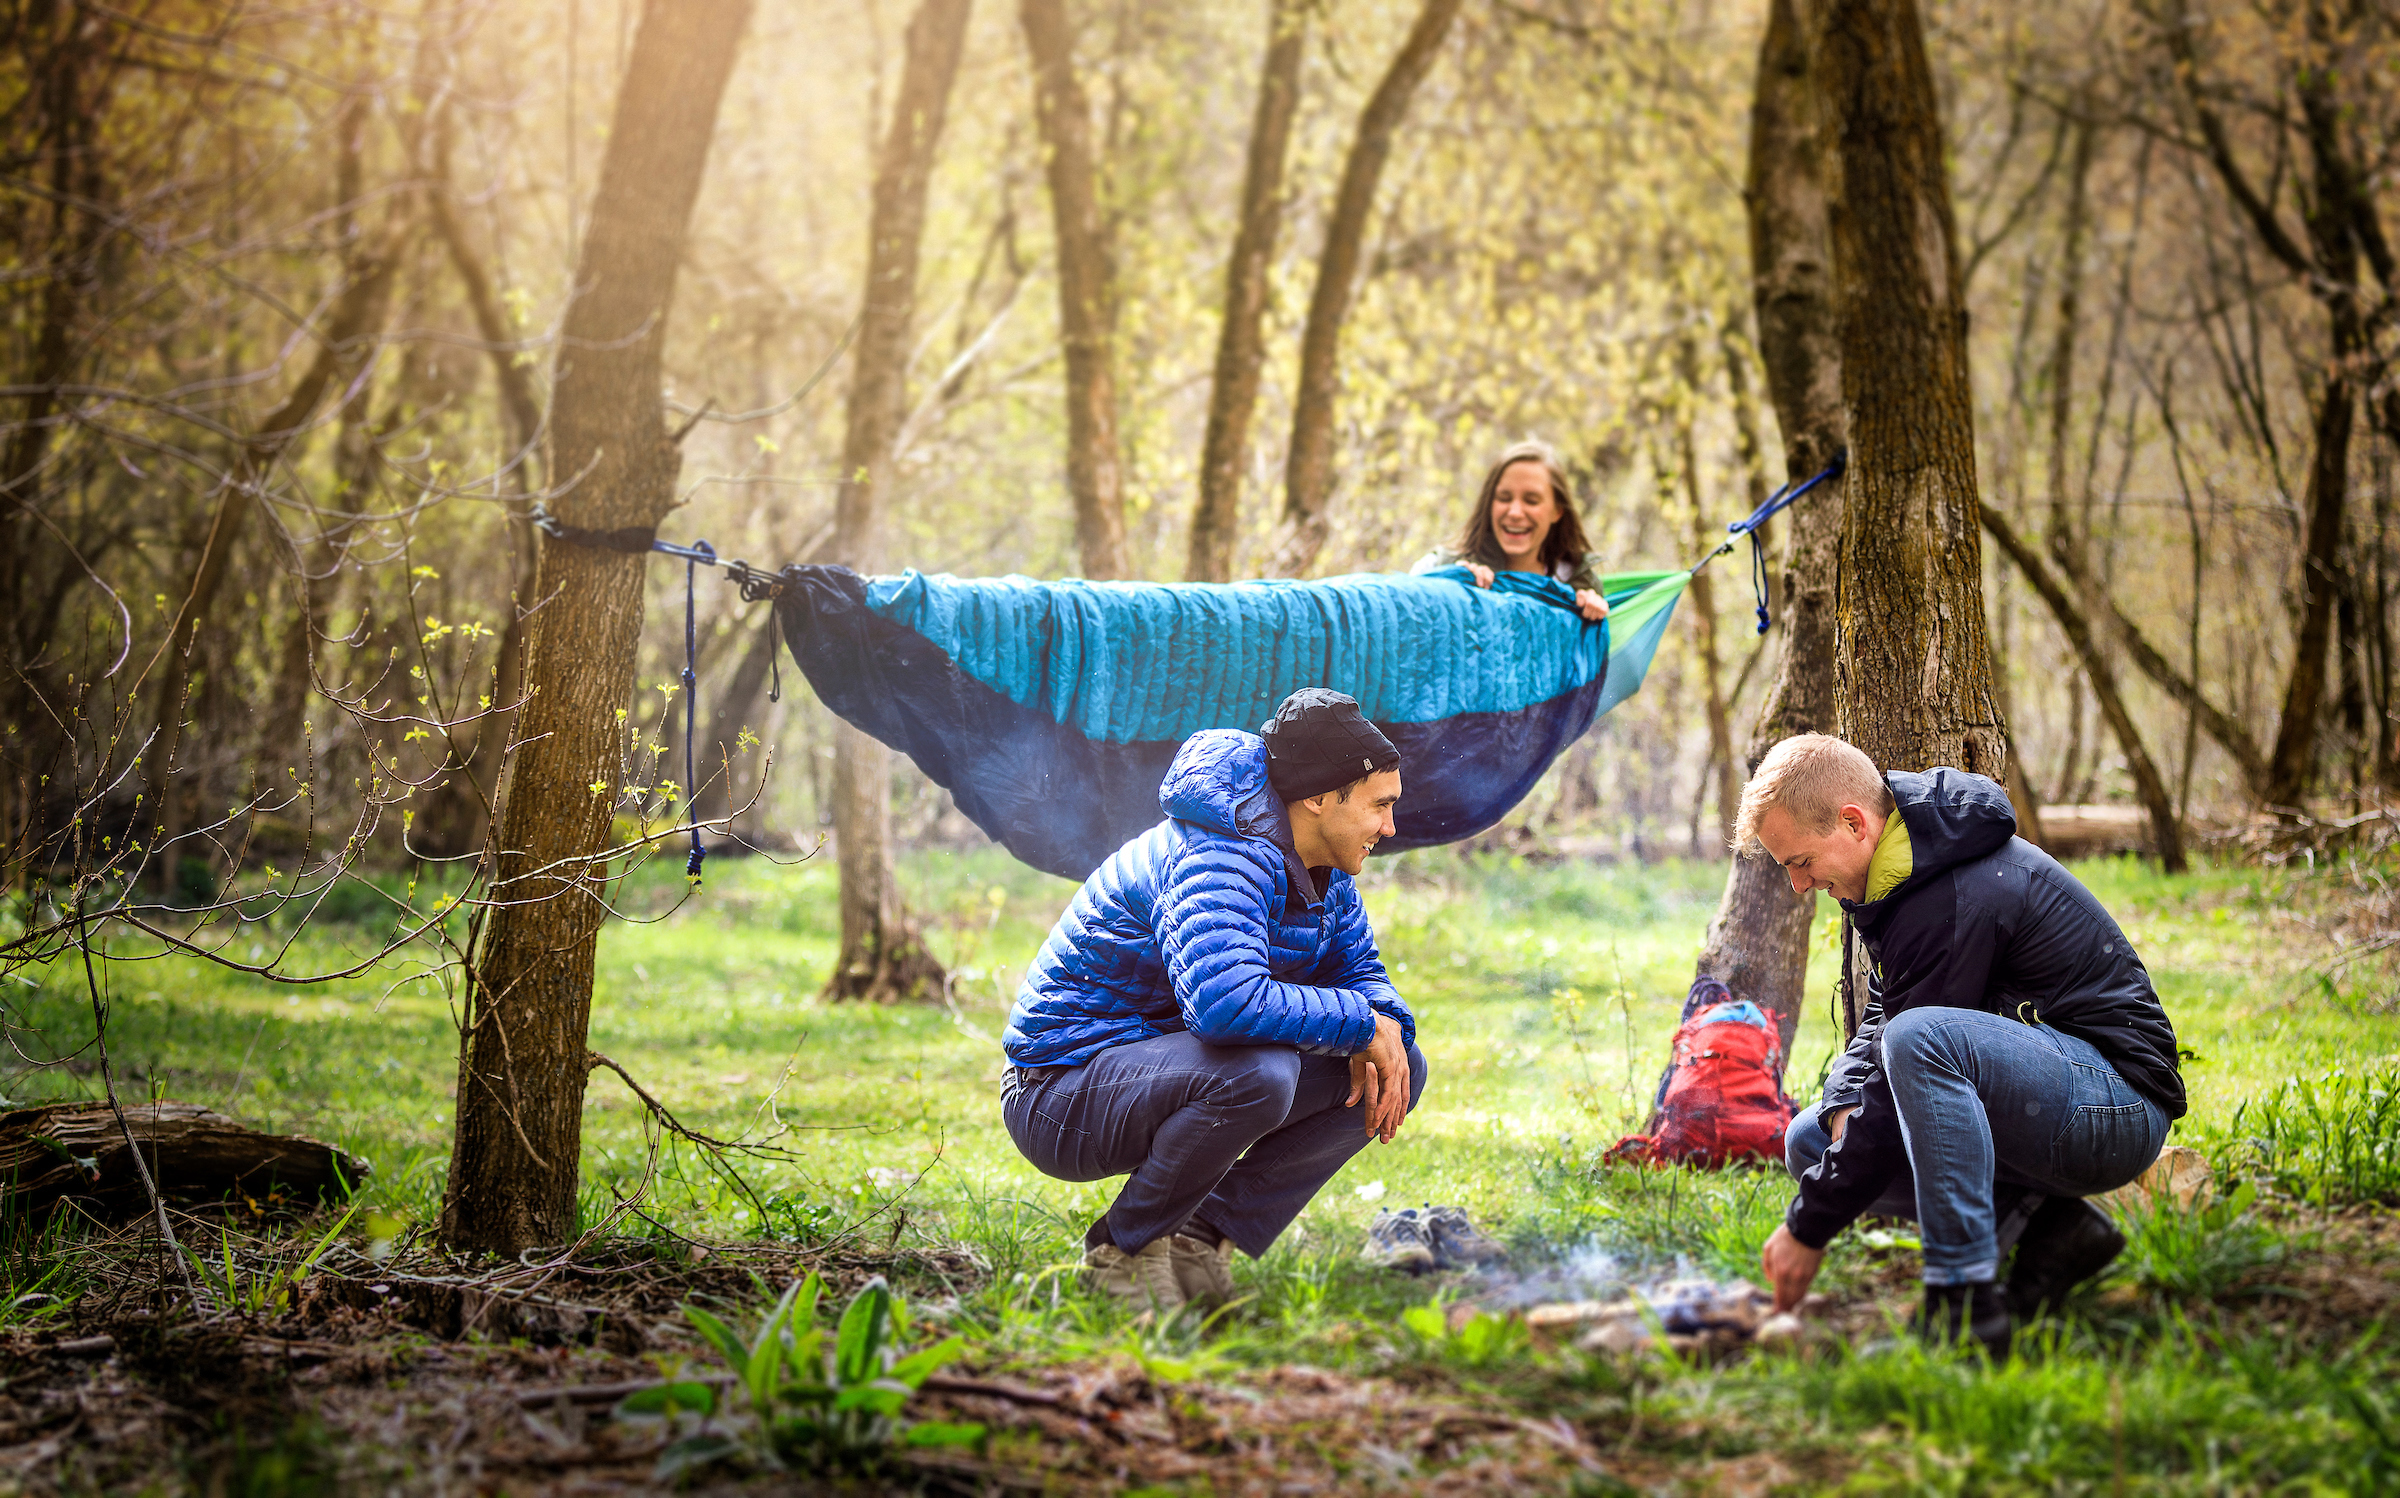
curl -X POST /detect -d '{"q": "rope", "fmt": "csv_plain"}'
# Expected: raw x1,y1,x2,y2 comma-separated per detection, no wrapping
528,503,802,887
1685,450,1846,634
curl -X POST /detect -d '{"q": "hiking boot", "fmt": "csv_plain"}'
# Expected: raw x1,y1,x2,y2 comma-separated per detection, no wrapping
2006,1195,2124,1320
1425,1205,1508,1269
1082,1235,1185,1313
1168,1232,1238,1309
1362,1207,1437,1273
1911,1281,2013,1359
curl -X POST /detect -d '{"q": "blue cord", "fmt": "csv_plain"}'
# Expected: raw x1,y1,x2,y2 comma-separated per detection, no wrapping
1684,451,1847,634
680,543,713,885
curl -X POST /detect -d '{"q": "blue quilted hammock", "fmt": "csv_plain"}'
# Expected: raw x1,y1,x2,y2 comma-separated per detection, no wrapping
772,563,1687,880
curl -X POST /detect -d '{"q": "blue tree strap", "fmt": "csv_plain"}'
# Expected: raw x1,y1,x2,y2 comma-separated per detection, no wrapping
680,544,710,884
1681,451,1847,634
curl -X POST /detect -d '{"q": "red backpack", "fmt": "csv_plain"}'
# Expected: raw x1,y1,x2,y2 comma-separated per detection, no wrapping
1607,978,1796,1168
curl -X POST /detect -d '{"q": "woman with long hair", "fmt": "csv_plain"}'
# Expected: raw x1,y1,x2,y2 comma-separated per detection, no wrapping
1410,440,1609,621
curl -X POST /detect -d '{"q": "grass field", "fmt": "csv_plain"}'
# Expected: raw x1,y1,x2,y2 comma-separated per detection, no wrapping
10,846,2400,1491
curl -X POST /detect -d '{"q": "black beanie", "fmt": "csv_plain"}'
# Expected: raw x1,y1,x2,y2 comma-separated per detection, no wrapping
1261,688,1400,803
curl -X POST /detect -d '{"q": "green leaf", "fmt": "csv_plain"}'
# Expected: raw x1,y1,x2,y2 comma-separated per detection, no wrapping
616,1381,717,1418
683,1304,750,1374
885,1335,965,1391
834,1277,892,1387
902,1420,987,1449
832,1380,909,1416
652,1433,744,1481
1401,1300,1447,1343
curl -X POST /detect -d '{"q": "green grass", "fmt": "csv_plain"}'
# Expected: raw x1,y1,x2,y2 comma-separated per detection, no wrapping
9,846,2400,1489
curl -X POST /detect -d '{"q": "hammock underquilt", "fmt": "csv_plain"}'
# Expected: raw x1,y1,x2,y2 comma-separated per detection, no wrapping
773,564,1686,881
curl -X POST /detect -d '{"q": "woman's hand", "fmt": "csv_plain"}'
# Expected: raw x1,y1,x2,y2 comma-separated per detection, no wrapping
1761,1224,1826,1312
1467,563,1495,589
1574,588,1609,622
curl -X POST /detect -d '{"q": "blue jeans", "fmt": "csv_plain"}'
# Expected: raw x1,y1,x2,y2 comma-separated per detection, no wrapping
1001,1030,1428,1257
1785,1008,2169,1285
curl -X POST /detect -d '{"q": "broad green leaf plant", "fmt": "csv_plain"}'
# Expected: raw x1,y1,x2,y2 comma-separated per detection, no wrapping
618,1272,983,1480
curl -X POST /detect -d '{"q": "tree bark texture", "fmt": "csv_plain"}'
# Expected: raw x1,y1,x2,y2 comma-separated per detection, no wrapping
1982,506,2187,870
1689,0,1847,1066
825,0,971,1004
1272,0,1462,576
1020,0,1128,581
1810,0,2010,783
1186,0,1307,584
439,0,752,1255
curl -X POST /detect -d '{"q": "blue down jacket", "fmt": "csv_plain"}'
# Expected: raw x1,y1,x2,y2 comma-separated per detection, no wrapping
1003,729,1415,1069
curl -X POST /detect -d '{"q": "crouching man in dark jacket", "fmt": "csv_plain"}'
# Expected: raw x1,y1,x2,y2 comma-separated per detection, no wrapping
1745,734,2184,1356
1001,689,1425,1316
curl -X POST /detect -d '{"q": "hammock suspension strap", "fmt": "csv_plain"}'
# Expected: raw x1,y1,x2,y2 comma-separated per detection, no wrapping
1687,450,1847,634
529,502,800,886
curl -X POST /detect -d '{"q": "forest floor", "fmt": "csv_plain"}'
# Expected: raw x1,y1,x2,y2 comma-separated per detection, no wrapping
2,846,2397,1494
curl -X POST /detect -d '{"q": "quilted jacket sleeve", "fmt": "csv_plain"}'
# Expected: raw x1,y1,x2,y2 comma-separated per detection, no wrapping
1315,880,1416,1050
1156,840,1380,1052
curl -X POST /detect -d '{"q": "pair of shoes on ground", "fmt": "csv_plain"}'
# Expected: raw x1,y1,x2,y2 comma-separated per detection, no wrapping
1363,1204,1507,1273
1911,1195,2127,1358
1082,1229,1237,1314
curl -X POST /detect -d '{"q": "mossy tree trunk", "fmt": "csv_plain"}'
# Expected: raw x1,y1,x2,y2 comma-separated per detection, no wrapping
1811,0,2010,785
1687,0,1848,1065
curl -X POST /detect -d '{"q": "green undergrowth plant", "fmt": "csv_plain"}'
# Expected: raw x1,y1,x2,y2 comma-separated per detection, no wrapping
2113,1180,2300,1302
181,1204,357,1317
622,1271,982,1481
2207,1061,2400,1207
1401,1293,1531,1370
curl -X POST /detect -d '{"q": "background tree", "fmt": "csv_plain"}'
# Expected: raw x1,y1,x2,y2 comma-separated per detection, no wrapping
1020,0,1128,580
1272,0,1463,577
1186,0,1308,584
439,0,754,1255
823,0,975,1005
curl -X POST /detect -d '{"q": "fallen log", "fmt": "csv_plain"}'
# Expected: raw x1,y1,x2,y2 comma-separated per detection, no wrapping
0,1101,368,1221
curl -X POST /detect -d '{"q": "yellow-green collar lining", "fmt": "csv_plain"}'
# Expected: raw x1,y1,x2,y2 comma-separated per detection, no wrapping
1864,809,1914,902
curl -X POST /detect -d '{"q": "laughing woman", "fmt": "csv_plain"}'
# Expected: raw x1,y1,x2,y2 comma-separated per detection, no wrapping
1410,440,1609,621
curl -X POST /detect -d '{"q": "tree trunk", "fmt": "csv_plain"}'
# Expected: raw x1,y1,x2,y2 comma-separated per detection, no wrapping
1271,0,1462,576
438,0,752,1256
1020,0,1127,581
1186,0,1307,584
2262,331,2357,809
824,0,971,1005
1688,0,1847,1065
1982,508,2187,870
1812,0,2009,783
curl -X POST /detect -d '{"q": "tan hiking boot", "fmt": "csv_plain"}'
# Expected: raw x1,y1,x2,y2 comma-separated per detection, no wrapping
1168,1232,1238,1309
1082,1237,1185,1313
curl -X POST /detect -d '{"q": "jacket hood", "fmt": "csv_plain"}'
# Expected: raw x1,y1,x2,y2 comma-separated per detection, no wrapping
1881,768,2017,887
1159,729,1323,909
1159,729,1273,836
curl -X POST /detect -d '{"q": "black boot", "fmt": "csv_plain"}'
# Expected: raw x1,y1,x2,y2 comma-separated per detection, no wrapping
1912,1281,2013,1359
2006,1195,2124,1320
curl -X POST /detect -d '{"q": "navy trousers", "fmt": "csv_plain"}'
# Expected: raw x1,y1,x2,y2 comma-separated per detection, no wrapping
1002,1030,1429,1257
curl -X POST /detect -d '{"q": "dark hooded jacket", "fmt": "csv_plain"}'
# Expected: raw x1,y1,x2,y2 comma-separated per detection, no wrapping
1786,769,2185,1249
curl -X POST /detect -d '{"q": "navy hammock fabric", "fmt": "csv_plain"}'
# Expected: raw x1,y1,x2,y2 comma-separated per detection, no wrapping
771,564,1690,881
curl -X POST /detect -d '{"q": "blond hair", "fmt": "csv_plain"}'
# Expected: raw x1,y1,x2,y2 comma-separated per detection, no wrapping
1733,734,1894,855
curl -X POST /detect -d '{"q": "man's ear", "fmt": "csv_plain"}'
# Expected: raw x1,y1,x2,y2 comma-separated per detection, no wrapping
1296,791,1330,819
1839,804,1868,840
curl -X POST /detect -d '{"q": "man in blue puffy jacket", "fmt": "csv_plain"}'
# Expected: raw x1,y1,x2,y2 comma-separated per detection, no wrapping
1001,688,1425,1314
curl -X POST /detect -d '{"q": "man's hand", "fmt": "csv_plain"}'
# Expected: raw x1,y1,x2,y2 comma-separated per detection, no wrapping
1345,1013,1412,1143
1574,588,1609,622
1761,1224,1825,1313
1466,562,1495,589
1826,1105,1854,1144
